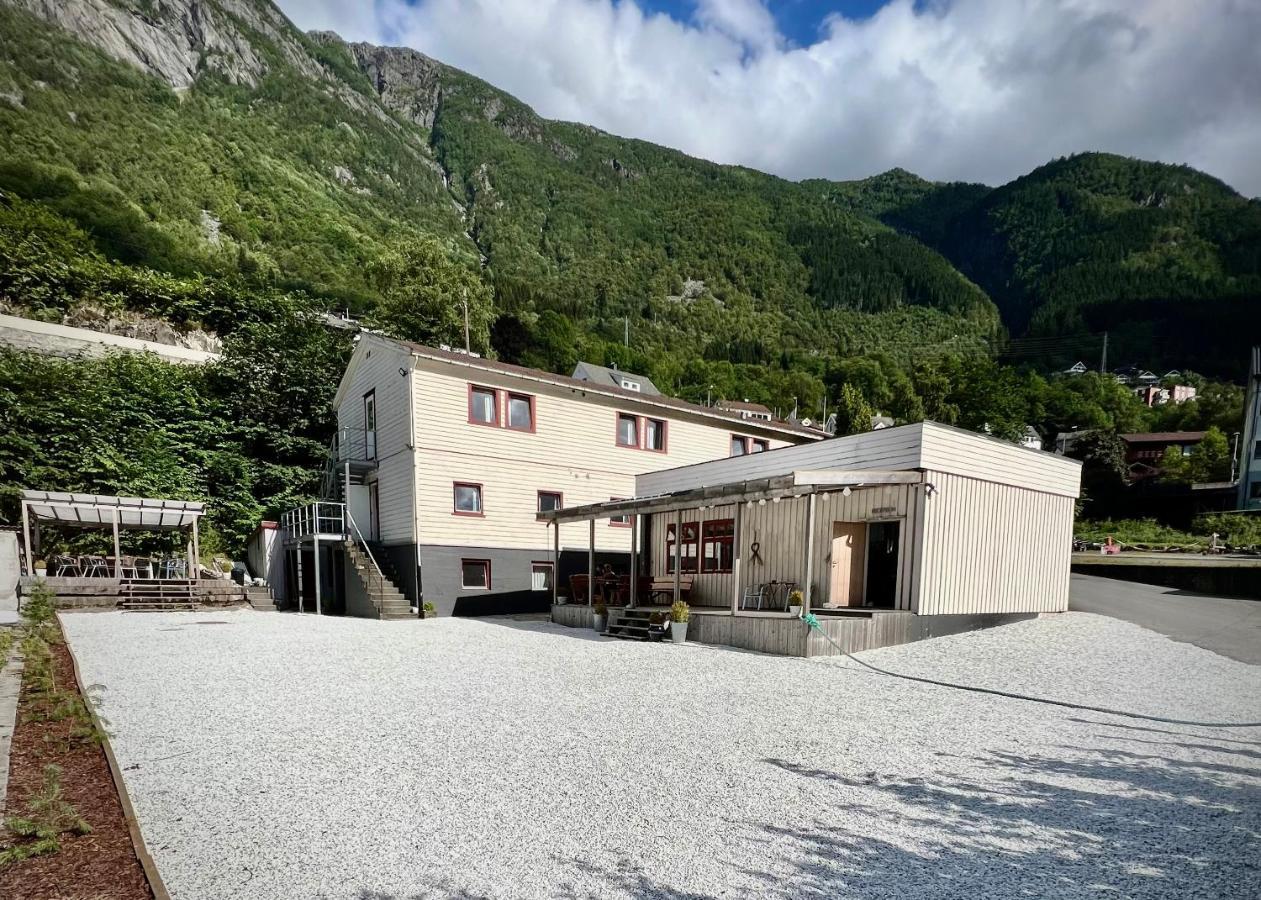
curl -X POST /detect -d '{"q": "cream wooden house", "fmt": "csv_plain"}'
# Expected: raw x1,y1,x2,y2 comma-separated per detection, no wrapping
298,334,820,616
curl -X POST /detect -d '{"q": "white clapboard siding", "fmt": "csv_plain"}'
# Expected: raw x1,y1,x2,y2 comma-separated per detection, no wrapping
638,424,926,496
918,423,1081,498
915,470,1073,614
650,484,917,610
408,359,799,551
638,421,1082,500
336,339,415,544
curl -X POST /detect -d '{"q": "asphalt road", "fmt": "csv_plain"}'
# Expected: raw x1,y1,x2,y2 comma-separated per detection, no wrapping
1069,573,1261,665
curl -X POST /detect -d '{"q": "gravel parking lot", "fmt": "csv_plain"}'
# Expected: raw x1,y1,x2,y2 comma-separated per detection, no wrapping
62,610,1261,900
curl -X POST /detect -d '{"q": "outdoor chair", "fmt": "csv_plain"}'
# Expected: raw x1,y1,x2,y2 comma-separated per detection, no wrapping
133,557,154,579
118,556,140,578
51,554,80,577
80,555,109,577
741,583,768,610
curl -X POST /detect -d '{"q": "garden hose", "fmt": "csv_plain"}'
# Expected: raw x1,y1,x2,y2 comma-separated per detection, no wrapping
799,613,1260,729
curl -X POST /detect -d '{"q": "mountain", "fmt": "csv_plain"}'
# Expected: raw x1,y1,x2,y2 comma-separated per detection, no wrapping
0,0,1256,385
818,155,1261,373
0,0,998,380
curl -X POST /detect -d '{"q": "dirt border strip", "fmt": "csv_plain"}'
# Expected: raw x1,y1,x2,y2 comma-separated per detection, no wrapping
63,631,171,900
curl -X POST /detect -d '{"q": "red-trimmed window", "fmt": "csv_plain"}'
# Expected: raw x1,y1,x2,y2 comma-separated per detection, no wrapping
616,413,639,448
609,497,633,527
751,438,768,453
530,561,554,592
644,417,667,452
453,482,483,516
701,519,735,573
461,558,491,589
665,522,699,573
537,490,563,513
506,392,535,431
469,386,498,426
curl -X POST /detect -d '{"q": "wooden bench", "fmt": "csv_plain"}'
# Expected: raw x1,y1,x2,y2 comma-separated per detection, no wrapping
648,575,694,604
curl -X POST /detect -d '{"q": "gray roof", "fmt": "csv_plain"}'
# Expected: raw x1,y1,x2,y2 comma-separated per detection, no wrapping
571,362,660,396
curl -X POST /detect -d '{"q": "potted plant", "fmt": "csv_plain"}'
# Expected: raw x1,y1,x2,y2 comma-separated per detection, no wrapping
787,589,803,618
421,601,437,619
592,602,608,633
669,600,690,643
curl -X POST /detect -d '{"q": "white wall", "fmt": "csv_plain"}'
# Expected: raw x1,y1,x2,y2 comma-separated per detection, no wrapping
336,338,415,544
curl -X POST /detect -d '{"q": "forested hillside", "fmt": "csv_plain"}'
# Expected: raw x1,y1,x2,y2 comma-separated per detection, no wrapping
818,156,1261,374
0,0,1255,551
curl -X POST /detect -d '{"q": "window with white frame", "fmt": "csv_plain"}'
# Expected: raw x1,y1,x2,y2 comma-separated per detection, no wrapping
609,497,632,527
621,378,641,392
537,491,563,513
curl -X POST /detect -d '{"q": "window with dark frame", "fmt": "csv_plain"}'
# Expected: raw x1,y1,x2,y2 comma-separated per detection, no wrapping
1254,440,1261,461
530,562,554,591
363,390,377,459
617,413,639,447
453,482,483,516
730,435,747,456
537,491,563,513
644,418,666,451
750,438,768,453
469,386,498,425
665,522,699,573
506,392,534,431
701,519,735,573
461,558,491,589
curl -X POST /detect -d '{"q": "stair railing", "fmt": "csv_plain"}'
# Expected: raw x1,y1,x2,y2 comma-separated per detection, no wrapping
343,505,388,588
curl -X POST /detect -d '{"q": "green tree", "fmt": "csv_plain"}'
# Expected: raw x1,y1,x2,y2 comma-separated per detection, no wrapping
1189,426,1232,483
368,238,493,352
833,383,876,436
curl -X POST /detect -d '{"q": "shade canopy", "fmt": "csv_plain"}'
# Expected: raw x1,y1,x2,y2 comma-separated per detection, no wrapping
21,490,205,531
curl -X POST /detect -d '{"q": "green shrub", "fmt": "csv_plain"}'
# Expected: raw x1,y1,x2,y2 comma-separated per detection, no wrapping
670,601,690,623
0,765,91,867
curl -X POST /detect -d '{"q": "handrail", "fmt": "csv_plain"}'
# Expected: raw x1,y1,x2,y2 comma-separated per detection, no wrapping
343,505,387,587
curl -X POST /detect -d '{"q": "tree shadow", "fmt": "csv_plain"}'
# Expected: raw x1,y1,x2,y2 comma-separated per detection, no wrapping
550,737,1260,899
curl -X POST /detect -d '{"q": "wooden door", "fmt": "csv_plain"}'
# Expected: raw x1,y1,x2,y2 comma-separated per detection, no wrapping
828,522,867,607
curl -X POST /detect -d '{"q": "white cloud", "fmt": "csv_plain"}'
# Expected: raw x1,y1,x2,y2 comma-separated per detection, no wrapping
280,0,1261,195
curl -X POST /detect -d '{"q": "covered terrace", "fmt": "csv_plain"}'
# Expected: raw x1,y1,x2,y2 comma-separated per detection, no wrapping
18,490,205,580
536,468,926,622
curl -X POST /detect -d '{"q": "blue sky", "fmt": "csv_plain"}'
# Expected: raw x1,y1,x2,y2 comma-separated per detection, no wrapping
639,1,893,45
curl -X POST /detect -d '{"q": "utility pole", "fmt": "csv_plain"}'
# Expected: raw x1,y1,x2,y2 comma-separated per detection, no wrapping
624,317,629,347
461,290,470,352
1100,331,1108,374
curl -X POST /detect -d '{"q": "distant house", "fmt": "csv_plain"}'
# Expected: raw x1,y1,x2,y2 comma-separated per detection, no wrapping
1053,429,1095,455
716,399,774,422
1135,384,1197,407
1113,366,1159,386
871,415,895,430
1120,431,1205,480
1063,361,1088,375
571,362,659,395
1018,426,1043,451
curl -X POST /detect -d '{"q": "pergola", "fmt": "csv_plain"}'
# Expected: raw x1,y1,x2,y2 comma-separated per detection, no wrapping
19,490,205,578
536,469,923,613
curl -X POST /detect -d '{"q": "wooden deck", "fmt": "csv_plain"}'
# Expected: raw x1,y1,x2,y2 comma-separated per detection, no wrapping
19,576,248,609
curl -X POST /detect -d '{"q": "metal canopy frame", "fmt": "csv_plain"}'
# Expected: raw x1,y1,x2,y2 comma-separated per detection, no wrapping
536,469,926,616
19,490,205,579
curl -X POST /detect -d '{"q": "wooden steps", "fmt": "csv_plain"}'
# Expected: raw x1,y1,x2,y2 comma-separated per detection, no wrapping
604,608,666,642
120,578,197,612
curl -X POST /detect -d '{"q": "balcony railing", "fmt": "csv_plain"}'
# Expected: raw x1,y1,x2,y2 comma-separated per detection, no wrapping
281,501,347,541
334,427,376,463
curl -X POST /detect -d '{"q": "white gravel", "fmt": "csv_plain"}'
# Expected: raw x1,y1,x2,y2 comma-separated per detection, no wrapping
62,610,1261,900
